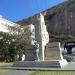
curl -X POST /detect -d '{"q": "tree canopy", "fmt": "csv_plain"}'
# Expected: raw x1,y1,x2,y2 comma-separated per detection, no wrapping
0,25,32,62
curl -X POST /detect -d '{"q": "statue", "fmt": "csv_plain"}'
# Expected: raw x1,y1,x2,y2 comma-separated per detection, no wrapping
22,54,25,61
33,41,40,61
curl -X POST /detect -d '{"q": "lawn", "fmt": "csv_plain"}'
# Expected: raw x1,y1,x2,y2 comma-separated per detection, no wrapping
30,71,75,75
0,62,14,74
0,69,13,74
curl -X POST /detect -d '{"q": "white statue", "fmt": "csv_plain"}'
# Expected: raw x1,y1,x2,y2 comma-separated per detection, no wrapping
22,54,25,61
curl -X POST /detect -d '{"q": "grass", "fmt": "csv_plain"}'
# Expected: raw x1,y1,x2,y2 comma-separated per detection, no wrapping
30,71,75,75
0,62,13,67
0,63,14,74
0,69,13,74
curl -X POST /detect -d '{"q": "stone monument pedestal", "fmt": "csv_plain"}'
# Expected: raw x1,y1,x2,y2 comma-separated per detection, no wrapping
13,61,61,68
13,42,68,68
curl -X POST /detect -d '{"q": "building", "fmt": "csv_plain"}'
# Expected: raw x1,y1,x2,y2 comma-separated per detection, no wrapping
0,15,19,32
21,24,35,45
0,16,35,44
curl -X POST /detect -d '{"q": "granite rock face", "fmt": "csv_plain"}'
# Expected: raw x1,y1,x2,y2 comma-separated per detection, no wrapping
45,0,75,36
17,0,75,36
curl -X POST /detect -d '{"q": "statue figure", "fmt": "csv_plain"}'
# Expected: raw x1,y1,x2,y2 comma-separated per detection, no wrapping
22,54,25,61
33,41,40,61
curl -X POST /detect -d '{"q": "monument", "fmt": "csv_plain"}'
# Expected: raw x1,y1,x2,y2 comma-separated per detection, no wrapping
34,13,49,61
13,13,68,68
33,41,40,61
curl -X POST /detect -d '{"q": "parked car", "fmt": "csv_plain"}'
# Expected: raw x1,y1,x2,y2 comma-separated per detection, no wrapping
63,41,75,62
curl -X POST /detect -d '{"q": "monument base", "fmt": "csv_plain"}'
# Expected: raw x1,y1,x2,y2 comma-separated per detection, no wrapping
59,59,68,68
13,60,62,68
13,42,68,68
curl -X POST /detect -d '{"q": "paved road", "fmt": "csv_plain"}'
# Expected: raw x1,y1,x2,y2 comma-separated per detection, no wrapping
0,70,32,75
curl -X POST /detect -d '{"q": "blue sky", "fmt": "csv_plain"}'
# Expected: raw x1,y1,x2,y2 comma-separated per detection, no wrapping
0,0,64,22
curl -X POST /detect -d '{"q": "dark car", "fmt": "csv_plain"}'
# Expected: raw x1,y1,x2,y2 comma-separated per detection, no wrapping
63,41,75,62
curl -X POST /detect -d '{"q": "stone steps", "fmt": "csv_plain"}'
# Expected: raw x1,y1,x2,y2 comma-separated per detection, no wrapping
13,61,61,68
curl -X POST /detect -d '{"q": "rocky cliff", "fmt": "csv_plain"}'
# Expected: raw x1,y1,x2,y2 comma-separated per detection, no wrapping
17,0,75,38
45,0,75,36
